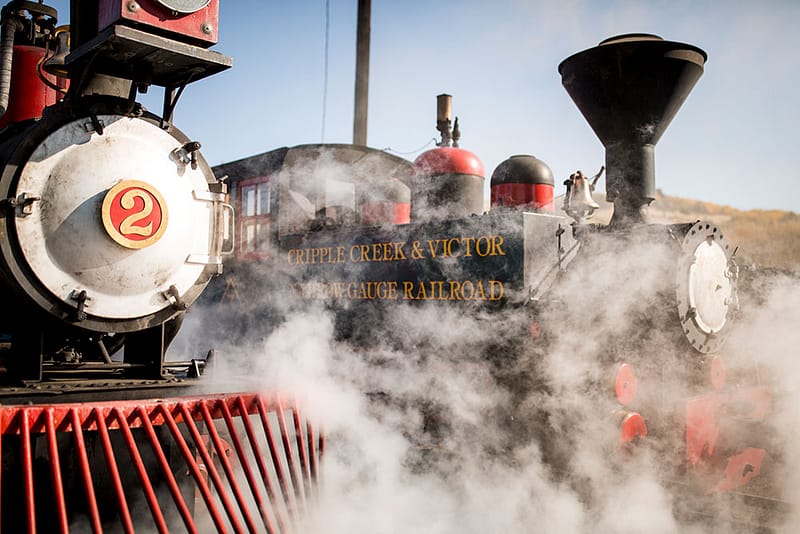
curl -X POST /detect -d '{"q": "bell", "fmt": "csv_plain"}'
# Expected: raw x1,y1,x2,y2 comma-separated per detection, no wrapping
563,170,600,222
42,26,70,78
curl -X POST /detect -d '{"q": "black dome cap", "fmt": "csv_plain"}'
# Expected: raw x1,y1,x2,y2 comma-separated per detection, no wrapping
491,155,554,186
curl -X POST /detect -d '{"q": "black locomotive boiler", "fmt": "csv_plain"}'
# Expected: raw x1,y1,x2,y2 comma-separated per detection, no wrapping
206,33,782,526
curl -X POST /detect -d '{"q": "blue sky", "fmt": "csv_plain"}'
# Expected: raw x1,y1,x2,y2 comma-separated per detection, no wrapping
46,1,799,212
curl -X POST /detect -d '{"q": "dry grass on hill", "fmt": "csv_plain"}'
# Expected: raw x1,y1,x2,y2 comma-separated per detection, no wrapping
567,190,797,272
650,191,799,272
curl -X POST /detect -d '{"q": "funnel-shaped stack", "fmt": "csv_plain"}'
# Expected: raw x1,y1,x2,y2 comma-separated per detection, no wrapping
559,34,706,224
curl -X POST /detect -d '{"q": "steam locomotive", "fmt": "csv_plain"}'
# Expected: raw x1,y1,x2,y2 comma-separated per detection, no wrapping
0,2,319,531
207,33,782,526
0,0,781,528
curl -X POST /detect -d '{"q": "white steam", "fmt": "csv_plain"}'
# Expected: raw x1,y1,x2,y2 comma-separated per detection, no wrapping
169,242,800,533
728,273,800,531
168,149,798,533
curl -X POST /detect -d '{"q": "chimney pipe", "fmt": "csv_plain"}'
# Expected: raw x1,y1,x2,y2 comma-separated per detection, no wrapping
558,34,707,225
353,0,370,146
436,93,453,147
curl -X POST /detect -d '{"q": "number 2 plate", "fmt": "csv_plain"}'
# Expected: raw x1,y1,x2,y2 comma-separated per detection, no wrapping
102,180,169,249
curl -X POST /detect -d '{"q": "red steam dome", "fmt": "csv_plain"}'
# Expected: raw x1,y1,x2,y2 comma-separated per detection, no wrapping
412,147,485,220
414,146,485,177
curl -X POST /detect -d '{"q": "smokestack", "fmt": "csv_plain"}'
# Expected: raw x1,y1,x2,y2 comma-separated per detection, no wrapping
558,34,707,225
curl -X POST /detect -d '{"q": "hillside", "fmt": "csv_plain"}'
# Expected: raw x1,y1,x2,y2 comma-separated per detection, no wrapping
571,191,799,272
650,191,799,272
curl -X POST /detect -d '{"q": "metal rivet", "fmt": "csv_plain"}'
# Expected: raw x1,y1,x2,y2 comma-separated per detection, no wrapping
127,1,139,12
201,23,213,35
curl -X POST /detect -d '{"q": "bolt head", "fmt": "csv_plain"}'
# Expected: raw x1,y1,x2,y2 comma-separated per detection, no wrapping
201,23,213,35
127,1,139,12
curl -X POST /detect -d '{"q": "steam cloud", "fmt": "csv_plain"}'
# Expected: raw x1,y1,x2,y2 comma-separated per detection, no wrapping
170,153,798,533
172,243,799,534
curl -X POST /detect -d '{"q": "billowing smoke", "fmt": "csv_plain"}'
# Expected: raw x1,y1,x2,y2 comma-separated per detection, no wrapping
727,272,800,531
170,153,797,533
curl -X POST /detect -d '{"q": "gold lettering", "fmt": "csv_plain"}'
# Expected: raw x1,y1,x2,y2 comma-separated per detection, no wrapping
475,237,491,257
427,239,440,258
449,280,462,300
346,282,358,299
476,280,486,300
432,280,445,300
447,238,460,258
411,241,424,259
462,280,475,299
403,281,414,300
331,282,345,299
489,280,504,300
416,282,428,300
394,242,407,260
492,235,505,256
462,236,475,256
290,278,503,302
287,246,352,265
287,235,504,267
